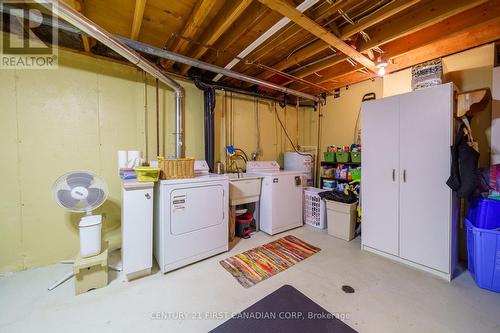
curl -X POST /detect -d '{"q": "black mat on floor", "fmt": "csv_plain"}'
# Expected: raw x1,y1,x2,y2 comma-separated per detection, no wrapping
209,285,357,333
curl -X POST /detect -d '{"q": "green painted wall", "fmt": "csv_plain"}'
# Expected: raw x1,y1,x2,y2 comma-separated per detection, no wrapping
0,48,204,272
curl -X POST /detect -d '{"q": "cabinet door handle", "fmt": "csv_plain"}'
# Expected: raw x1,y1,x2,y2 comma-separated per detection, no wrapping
145,193,151,199
392,169,395,182
403,169,406,183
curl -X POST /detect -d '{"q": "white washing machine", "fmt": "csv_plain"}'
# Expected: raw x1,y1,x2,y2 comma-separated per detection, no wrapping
246,161,305,235
154,160,228,273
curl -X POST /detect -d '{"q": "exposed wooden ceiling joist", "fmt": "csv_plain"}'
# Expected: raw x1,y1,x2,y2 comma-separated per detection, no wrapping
232,0,368,87
341,0,421,38
212,0,321,82
256,0,377,72
238,0,418,88
163,0,218,69
249,0,419,83
245,0,360,66
179,0,253,75
292,0,500,90
201,4,276,67
130,0,146,40
38,0,500,97
65,0,91,52
313,19,500,92
378,1,500,62
359,0,489,51
286,0,489,83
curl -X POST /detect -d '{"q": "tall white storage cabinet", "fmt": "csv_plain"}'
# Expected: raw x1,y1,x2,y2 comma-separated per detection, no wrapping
121,180,154,281
361,83,457,280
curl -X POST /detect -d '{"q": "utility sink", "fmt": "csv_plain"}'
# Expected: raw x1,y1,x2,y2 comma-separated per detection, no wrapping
227,174,263,206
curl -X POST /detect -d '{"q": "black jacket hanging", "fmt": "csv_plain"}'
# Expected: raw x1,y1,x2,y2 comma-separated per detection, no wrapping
446,123,480,198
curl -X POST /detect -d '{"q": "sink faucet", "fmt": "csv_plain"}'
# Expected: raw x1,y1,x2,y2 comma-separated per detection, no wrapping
235,166,243,179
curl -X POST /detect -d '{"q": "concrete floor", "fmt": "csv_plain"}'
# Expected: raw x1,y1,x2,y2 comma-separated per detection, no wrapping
1,226,499,333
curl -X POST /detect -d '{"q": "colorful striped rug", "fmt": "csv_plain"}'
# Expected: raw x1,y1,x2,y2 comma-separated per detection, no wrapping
220,235,321,288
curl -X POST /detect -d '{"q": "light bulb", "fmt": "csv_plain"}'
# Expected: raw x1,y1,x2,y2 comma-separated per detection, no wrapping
377,66,386,76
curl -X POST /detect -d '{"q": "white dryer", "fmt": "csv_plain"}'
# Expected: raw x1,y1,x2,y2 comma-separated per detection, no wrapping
246,161,305,235
154,160,228,273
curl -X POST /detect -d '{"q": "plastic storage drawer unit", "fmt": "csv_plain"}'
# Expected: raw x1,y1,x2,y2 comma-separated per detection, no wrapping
465,218,500,293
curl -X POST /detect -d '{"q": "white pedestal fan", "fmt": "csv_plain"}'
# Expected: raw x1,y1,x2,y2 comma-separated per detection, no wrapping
48,171,119,291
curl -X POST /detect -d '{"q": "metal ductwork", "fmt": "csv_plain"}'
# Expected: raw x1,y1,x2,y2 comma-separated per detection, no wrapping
3,2,321,104
35,0,186,158
117,37,321,103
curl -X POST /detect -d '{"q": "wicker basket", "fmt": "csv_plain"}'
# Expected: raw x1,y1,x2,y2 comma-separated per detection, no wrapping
157,157,195,179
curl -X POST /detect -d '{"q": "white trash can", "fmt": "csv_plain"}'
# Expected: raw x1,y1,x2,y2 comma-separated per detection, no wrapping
79,215,102,257
325,200,358,241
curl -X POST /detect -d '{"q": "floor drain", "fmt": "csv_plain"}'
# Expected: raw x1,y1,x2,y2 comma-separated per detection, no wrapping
341,285,355,293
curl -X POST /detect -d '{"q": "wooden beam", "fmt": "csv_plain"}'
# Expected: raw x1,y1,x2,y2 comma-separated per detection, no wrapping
130,0,146,40
288,61,363,91
164,0,218,68
247,0,360,65
284,0,490,81
359,0,488,51
287,2,500,92
255,0,487,82
389,22,500,74
317,20,500,92
201,4,278,68
256,0,377,72
375,0,500,59
64,0,91,52
298,1,500,87
233,0,362,84
340,0,420,38
251,0,417,82
179,0,252,75
267,56,347,88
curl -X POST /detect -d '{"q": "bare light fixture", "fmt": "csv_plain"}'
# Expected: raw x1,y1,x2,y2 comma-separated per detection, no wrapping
376,60,388,76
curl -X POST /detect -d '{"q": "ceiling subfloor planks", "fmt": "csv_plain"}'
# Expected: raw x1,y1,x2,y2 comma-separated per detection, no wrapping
46,0,500,97
289,0,492,92
256,0,377,73
249,0,421,84
235,0,360,77
163,0,219,69
179,0,253,75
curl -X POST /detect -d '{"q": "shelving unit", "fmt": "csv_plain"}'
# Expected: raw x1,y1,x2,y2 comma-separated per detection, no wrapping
320,161,361,189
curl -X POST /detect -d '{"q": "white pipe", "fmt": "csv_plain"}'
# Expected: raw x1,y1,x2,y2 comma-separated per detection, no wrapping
212,0,320,82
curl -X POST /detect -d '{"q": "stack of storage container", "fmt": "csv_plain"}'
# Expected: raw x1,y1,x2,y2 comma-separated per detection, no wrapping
465,197,500,293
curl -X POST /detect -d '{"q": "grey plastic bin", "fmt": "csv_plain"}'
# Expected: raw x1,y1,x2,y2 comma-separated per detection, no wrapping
325,200,358,241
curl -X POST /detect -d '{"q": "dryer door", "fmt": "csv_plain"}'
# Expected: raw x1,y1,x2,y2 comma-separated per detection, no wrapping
170,185,224,235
